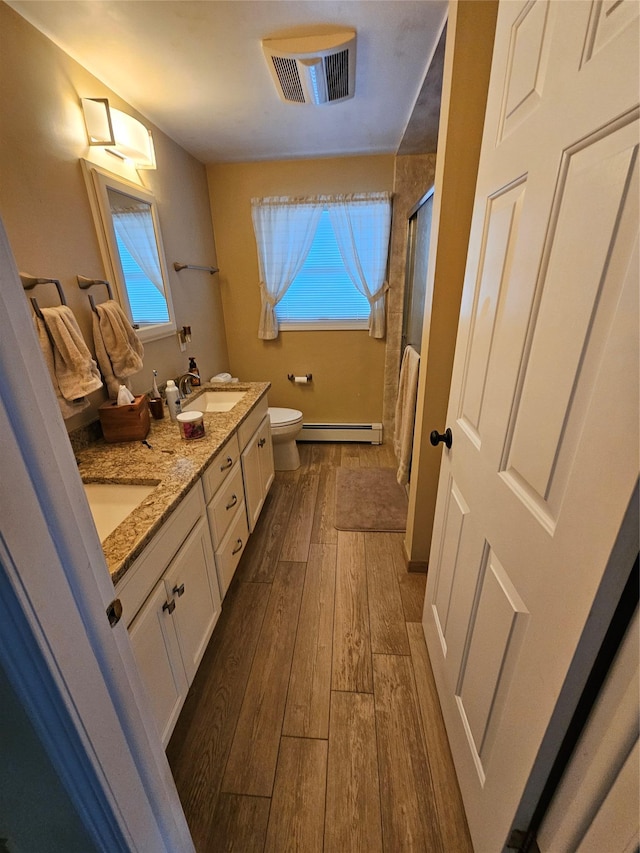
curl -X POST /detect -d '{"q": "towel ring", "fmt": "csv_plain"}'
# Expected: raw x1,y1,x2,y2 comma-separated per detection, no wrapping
77,275,114,315
20,273,67,320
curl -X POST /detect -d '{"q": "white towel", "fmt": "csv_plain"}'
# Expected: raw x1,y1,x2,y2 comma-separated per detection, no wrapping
39,305,103,402
34,315,90,419
394,345,420,486
92,300,144,399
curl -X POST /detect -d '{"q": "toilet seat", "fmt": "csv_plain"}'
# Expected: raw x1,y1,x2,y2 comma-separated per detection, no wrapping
269,407,302,428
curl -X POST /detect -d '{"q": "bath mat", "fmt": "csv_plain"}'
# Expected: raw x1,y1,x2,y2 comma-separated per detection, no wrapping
335,467,407,532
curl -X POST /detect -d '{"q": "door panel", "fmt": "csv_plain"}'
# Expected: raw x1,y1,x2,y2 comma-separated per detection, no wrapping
584,0,639,63
498,0,553,142
432,478,470,652
458,179,526,447
503,118,639,523
457,547,529,783
423,1,639,850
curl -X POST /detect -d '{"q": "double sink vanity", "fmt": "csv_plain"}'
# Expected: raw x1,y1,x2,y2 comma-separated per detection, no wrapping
76,382,274,745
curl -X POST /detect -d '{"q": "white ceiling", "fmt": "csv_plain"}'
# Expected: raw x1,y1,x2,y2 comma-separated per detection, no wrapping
9,0,448,164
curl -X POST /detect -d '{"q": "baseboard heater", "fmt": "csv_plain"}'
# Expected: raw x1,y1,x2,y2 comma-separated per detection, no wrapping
299,423,383,444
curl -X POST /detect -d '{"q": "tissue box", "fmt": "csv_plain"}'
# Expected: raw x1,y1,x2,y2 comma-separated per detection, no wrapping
99,395,150,443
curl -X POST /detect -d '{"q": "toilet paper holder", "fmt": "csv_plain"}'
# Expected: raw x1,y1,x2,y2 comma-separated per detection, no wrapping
288,373,312,383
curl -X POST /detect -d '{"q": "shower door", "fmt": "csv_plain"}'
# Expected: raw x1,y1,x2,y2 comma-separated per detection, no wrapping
401,188,434,356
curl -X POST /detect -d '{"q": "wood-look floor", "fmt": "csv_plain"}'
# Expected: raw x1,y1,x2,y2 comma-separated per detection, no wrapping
167,443,472,853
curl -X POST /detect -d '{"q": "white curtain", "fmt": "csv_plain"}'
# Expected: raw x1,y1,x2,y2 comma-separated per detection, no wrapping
327,193,392,338
251,197,322,339
113,209,164,294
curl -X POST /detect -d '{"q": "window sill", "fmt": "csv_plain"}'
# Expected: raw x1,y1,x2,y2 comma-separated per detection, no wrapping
135,321,177,343
277,320,369,331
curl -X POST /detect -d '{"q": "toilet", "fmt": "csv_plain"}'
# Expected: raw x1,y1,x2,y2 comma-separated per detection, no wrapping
268,407,303,471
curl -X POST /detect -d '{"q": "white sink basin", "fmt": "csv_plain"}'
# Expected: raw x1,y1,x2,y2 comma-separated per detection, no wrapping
83,482,157,541
182,390,246,413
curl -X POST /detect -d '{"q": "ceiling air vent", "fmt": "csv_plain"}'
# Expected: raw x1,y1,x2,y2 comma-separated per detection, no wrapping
262,31,356,105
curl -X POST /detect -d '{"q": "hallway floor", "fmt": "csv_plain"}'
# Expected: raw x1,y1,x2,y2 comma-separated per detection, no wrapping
167,442,472,852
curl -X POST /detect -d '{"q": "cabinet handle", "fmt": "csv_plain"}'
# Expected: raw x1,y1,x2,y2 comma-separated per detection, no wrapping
226,494,238,510
172,583,185,597
258,438,266,448
162,599,176,614
220,457,233,471
232,538,243,555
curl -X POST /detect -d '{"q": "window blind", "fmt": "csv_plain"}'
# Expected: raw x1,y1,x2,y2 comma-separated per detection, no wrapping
275,210,370,325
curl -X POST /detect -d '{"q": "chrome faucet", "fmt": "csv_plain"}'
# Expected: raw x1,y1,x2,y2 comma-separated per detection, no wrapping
177,372,200,397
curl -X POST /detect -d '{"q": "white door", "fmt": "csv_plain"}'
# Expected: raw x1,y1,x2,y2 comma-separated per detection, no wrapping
0,218,194,850
422,2,639,851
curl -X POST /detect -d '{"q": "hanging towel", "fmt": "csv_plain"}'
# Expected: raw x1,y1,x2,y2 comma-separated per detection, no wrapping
92,300,144,399
40,305,103,402
34,315,90,419
393,344,420,486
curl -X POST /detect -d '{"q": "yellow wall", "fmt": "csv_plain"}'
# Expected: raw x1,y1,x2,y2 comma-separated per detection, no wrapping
207,156,394,423
0,3,229,431
405,0,499,567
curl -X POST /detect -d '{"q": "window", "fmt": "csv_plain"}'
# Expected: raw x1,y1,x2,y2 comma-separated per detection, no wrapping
251,192,392,340
275,210,370,329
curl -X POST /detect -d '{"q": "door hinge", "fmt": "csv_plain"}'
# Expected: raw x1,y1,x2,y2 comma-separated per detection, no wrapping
506,829,540,853
106,598,123,628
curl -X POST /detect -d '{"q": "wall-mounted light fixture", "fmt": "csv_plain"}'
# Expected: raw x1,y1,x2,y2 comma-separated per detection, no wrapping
81,97,156,170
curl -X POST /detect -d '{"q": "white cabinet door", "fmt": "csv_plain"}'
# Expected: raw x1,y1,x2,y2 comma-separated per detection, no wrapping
241,424,263,533
128,582,188,747
258,415,275,497
164,517,221,685
241,414,274,533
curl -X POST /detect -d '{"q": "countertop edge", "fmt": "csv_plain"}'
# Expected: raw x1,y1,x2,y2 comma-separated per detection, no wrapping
76,382,270,586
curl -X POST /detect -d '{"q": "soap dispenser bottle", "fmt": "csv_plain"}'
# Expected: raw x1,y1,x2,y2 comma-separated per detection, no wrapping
188,357,201,386
165,379,181,420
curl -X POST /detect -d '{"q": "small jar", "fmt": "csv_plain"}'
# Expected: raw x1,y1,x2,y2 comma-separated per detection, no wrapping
177,410,205,441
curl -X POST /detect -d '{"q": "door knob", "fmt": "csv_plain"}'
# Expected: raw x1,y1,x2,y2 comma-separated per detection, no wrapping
430,428,452,449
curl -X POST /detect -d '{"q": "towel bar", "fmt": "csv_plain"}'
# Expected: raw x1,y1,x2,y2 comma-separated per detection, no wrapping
77,275,114,315
20,273,66,320
173,262,219,275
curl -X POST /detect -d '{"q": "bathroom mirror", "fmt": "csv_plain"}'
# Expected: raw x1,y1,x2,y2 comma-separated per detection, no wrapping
82,160,176,342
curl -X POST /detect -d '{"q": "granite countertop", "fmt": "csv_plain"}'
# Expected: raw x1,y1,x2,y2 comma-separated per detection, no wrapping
76,382,270,586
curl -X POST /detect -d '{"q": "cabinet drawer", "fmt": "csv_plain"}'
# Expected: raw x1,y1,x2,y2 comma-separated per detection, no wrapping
237,395,268,451
201,433,240,503
214,502,249,599
116,482,204,627
206,461,244,547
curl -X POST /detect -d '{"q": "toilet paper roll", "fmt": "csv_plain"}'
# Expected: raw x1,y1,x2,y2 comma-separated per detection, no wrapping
293,375,309,384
